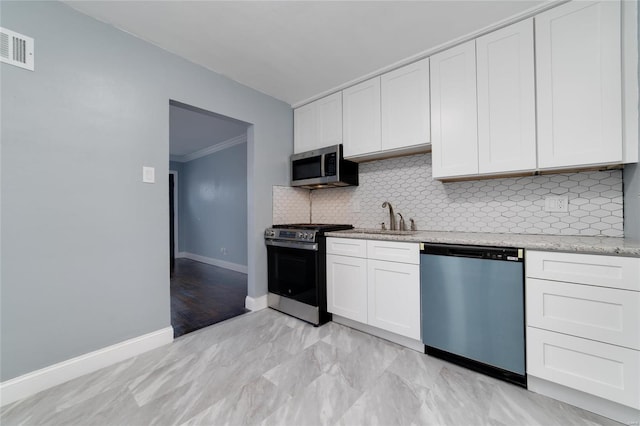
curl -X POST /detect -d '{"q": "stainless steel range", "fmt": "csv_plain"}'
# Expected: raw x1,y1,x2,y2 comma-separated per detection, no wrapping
265,224,353,325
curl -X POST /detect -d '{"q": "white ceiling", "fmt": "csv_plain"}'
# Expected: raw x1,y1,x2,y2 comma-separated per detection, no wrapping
64,0,551,106
169,103,248,157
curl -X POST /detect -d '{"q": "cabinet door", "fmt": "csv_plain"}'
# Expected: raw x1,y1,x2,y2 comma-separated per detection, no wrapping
317,92,343,148
381,58,430,151
367,259,420,339
536,1,622,169
326,254,368,323
293,102,317,154
477,19,536,174
430,40,479,178
343,77,382,158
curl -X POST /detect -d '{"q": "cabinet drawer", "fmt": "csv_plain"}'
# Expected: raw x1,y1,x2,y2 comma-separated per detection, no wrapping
326,237,367,258
527,278,640,350
526,251,640,291
527,327,640,409
367,240,419,264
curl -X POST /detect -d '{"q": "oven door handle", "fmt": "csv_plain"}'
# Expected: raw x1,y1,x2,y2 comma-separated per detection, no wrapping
265,240,318,251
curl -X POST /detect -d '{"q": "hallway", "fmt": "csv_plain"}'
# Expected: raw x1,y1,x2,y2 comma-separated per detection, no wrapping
171,258,248,337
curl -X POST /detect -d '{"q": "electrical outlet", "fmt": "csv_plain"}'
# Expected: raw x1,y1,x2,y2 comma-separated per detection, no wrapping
220,247,228,255
544,195,568,213
351,200,361,213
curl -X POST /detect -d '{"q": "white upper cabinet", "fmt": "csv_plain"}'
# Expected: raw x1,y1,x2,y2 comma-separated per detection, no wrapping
476,19,536,174
535,1,622,169
294,103,316,154
381,58,431,152
316,93,343,148
342,77,382,158
430,40,479,178
293,92,342,154
343,60,431,161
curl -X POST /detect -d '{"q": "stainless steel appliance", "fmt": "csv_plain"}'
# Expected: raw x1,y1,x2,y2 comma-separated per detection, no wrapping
265,223,353,325
290,144,358,189
420,243,526,387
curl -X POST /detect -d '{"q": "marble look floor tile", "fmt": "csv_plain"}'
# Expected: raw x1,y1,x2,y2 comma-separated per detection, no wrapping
489,380,621,426
419,365,497,425
261,373,361,426
0,309,627,426
272,321,332,355
336,371,427,426
171,342,294,425
324,331,402,392
128,352,200,406
263,340,340,397
181,376,291,426
410,402,508,426
386,348,444,391
320,322,382,353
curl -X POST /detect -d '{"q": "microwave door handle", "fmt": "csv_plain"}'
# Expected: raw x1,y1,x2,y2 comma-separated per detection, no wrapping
320,153,325,177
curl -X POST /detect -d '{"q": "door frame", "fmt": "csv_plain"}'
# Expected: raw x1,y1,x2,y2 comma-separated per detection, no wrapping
169,170,179,258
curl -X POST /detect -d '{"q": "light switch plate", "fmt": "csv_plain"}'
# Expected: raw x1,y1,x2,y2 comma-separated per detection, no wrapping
143,166,155,184
544,195,568,212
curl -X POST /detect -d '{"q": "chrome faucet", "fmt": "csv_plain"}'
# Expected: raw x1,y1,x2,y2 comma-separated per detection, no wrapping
397,213,406,231
382,201,397,230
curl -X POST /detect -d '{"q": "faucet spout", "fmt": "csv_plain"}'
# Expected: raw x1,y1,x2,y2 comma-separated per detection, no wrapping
381,201,397,230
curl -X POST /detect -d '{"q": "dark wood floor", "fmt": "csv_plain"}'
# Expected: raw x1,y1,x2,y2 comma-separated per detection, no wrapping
170,258,249,338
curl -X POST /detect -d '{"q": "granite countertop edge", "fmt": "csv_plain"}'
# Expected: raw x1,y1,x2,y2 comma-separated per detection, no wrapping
324,229,640,257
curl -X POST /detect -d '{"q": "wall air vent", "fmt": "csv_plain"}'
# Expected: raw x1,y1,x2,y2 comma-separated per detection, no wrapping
0,27,34,71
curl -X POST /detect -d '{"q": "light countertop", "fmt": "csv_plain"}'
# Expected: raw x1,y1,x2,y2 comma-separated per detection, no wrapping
324,229,640,257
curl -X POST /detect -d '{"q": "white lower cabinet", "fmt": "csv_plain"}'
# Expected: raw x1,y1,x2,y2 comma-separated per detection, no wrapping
326,254,367,323
367,260,420,339
527,278,640,349
527,327,640,409
326,237,420,340
526,250,640,412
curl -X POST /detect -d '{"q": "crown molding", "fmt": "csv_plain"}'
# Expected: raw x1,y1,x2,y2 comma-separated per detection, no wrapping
171,134,247,163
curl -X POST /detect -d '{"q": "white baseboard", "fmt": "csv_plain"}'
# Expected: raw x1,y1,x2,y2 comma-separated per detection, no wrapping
0,326,173,407
177,252,248,274
528,376,640,425
245,295,268,311
332,315,424,352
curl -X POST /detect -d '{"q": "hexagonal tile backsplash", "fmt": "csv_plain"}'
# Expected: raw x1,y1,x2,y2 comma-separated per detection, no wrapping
273,186,310,225
274,153,623,237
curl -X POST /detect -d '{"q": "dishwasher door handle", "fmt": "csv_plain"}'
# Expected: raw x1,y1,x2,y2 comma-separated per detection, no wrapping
448,249,485,258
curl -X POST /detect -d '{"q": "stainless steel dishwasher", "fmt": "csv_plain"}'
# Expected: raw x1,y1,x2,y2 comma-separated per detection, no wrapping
420,243,526,387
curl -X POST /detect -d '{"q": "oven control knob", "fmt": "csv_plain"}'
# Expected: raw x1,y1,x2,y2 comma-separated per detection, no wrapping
297,232,303,239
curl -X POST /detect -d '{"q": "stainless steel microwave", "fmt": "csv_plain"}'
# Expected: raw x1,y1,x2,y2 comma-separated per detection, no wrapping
290,144,358,189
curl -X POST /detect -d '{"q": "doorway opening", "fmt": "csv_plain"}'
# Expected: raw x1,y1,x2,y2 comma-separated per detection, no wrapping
168,100,250,338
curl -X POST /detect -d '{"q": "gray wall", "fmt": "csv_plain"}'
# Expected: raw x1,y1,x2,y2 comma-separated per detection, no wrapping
623,6,640,241
177,144,248,265
0,1,292,381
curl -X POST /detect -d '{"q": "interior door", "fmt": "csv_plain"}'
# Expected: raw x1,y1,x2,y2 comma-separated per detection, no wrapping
169,173,175,272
